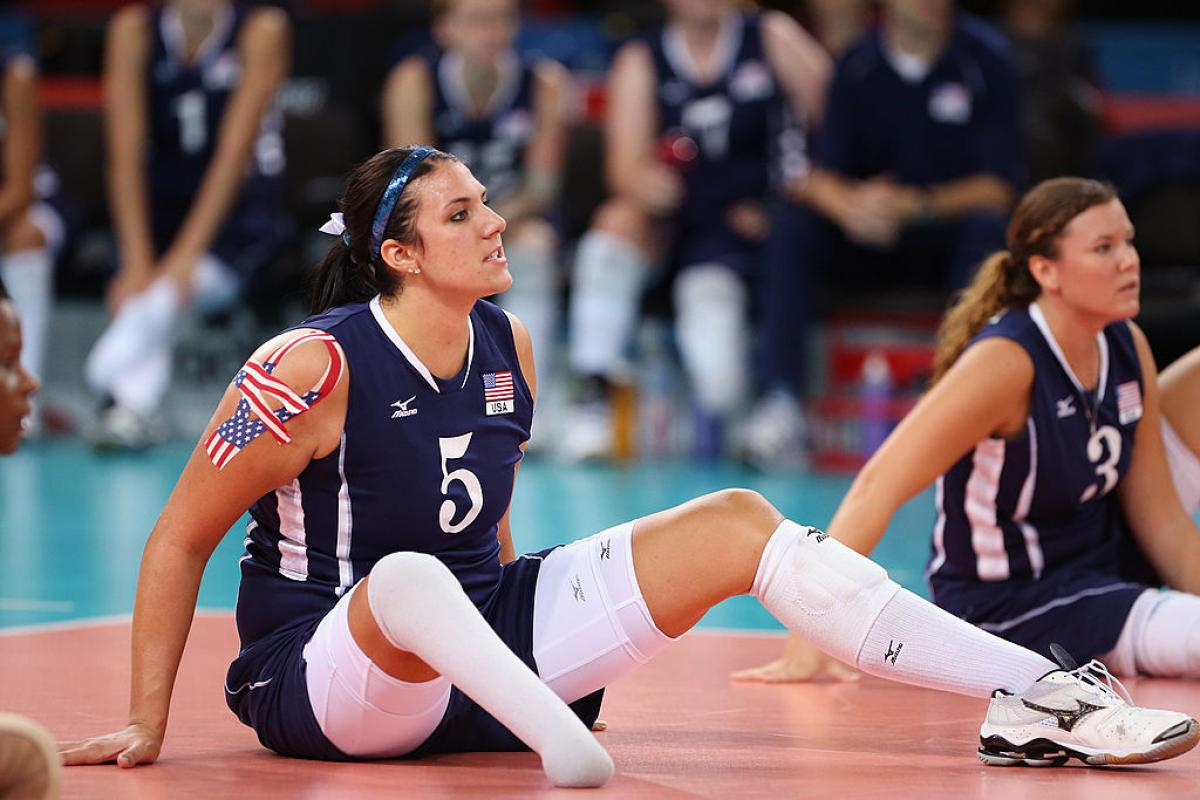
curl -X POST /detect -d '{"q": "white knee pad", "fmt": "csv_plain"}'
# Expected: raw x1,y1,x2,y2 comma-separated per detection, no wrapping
567,230,649,376
751,520,899,666
672,264,749,414
1107,589,1200,678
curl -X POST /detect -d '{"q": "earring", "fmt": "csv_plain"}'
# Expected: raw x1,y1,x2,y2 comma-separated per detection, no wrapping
407,267,421,275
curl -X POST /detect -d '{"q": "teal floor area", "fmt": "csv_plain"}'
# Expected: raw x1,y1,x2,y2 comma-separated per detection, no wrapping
0,441,937,631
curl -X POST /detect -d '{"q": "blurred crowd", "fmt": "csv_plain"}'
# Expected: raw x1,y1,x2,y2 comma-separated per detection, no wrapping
1,0,1198,462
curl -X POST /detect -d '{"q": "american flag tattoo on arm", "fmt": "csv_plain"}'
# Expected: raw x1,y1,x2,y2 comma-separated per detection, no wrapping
204,331,345,470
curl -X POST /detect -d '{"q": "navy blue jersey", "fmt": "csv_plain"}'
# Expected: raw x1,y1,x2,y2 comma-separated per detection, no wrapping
233,298,533,649
146,4,286,269
648,12,801,235
424,47,535,205
929,304,1148,595
817,13,1020,189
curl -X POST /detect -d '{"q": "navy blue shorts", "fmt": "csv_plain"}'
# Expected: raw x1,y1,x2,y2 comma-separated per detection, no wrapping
931,568,1147,664
224,547,605,761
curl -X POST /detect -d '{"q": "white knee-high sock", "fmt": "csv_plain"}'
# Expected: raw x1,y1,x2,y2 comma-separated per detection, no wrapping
109,344,171,416
567,231,649,377
367,552,613,788
0,248,52,383
753,520,1055,697
86,277,180,396
673,264,750,415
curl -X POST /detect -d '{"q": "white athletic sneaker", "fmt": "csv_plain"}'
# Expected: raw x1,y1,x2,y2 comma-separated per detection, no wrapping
89,404,167,451
979,647,1199,767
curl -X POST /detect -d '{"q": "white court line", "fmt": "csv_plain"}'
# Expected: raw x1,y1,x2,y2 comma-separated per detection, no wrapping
0,607,236,637
0,598,75,613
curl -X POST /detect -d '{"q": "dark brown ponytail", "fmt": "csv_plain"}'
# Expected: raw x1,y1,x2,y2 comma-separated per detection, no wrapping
309,146,459,314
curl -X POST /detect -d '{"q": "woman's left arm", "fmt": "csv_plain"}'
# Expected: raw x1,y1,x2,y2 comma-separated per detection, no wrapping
495,311,538,564
1118,324,1200,593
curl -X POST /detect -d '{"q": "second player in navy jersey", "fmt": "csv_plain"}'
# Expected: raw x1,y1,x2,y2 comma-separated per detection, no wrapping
84,0,291,449
736,177,1200,687
59,152,1198,778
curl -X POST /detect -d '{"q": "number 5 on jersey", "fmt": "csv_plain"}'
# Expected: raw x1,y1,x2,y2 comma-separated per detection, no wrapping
439,433,483,533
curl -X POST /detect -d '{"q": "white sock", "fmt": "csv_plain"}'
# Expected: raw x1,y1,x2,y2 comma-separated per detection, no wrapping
109,344,172,416
496,240,559,372
367,552,613,787
673,264,749,415
753,520,1055,697
86,277,180,396
0,248,52,383
1106,589,1200,678
567,230,649,377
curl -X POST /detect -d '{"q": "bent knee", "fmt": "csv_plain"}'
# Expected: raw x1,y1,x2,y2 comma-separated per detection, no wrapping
370,551,457,600
507,217,558,253
3,213,46,252
591,199,651,245
697,488,782,537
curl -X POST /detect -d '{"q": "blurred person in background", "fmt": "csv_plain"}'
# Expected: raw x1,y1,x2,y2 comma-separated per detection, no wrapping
84,0,291,449
749,0,1021,467
558,0,831,462
736,178,1200,684
383,0,569,408
0,46,66,440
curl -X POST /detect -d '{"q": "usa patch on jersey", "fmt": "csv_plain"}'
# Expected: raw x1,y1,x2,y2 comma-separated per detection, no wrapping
483,370,514,416
1117,380,1143,424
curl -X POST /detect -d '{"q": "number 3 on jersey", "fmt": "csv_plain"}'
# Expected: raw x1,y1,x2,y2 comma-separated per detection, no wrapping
1079,425,1121,503
439,433,483,533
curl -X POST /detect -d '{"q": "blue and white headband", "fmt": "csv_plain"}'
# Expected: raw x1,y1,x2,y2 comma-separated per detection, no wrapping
317,146,439,258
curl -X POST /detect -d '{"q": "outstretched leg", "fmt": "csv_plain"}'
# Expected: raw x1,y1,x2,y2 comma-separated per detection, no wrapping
630,489,1055,695
340,551,612,788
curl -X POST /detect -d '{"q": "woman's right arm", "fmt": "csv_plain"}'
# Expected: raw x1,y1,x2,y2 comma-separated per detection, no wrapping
103,5,157,311
59,332,348,766
827,337,1033,553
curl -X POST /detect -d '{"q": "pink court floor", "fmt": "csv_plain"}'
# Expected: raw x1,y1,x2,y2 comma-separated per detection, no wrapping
3,615,1198,798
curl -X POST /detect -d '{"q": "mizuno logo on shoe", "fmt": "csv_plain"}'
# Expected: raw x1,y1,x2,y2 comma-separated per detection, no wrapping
885,640,903,665
1021,699,1105,731
391,396,418,418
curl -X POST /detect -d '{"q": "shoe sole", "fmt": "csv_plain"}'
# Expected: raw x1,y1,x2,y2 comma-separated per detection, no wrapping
978,718,1200,767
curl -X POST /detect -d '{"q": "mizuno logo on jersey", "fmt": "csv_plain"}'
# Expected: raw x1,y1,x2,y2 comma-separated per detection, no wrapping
1056,396,1076,419
391,396,419,419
